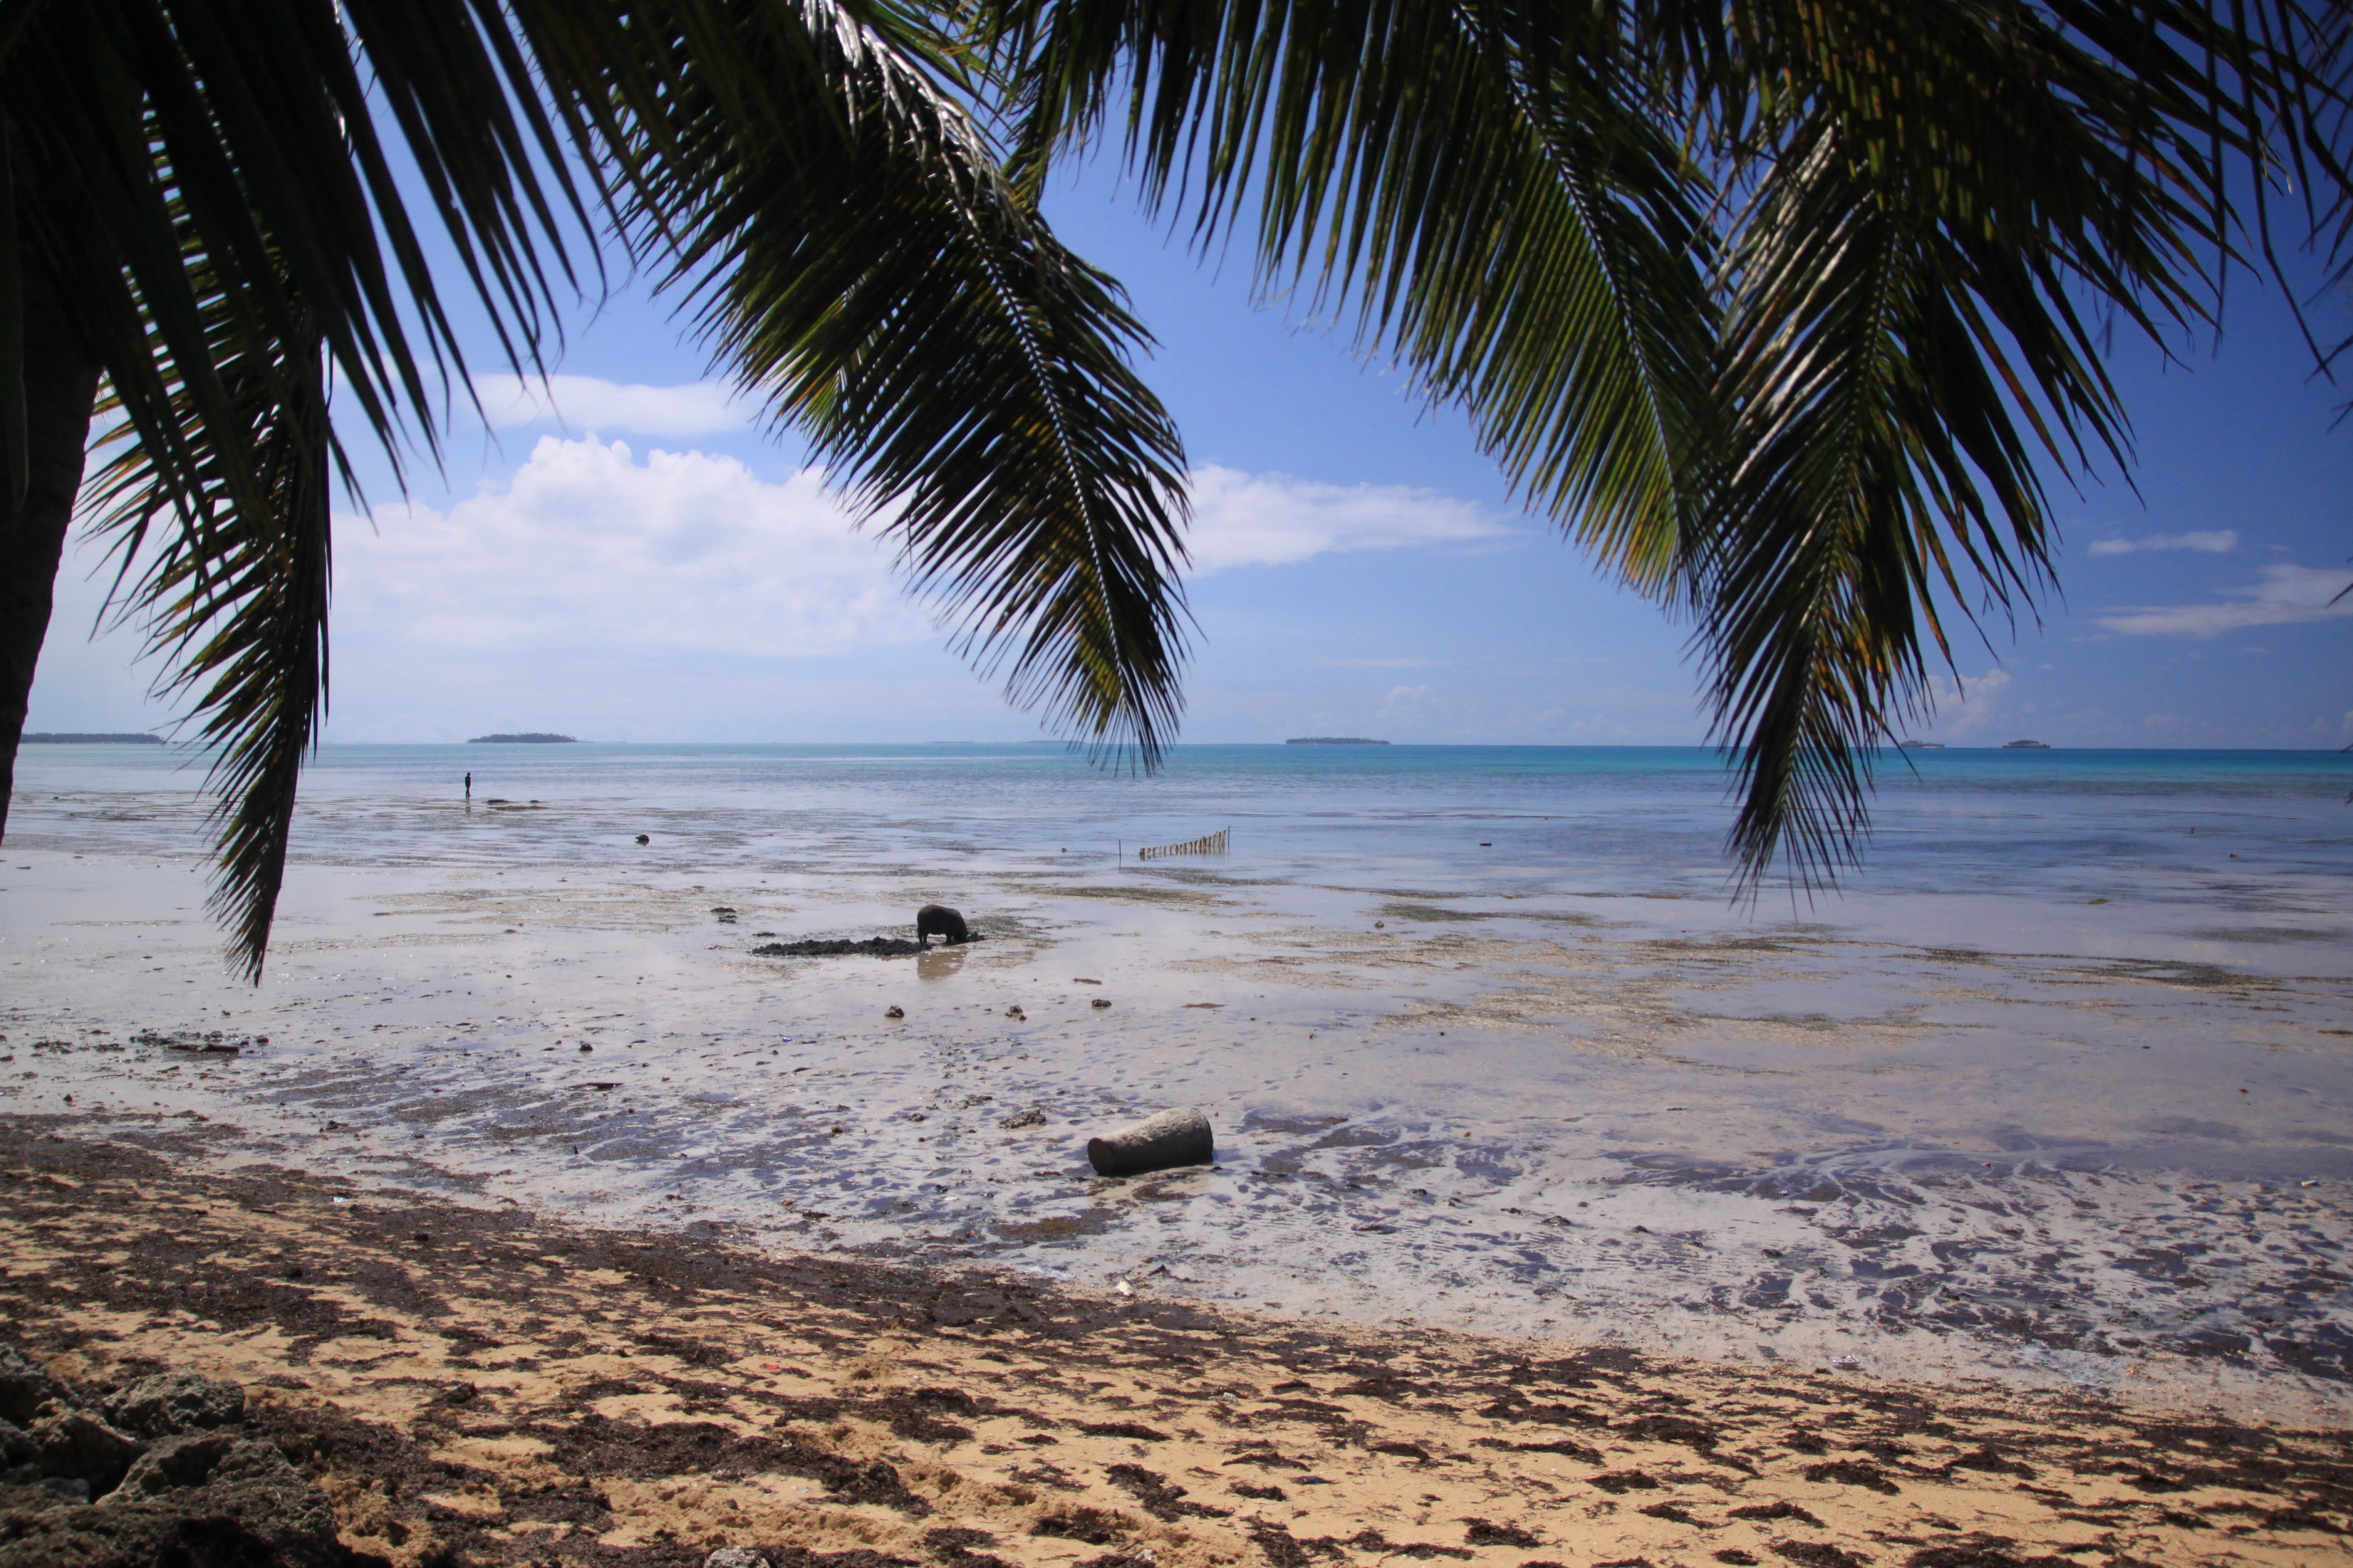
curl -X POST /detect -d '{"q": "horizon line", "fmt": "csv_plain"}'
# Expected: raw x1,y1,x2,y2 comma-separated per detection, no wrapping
28,736,2353,753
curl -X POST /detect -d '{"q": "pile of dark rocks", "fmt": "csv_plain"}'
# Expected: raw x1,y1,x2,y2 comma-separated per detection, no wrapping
751,936,932,957
0,1345,352,1566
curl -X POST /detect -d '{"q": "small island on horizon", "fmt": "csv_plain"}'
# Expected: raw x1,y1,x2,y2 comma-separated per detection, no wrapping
467,733,578,744
22,733,163,744
2003,739,2052,749
1286,736,1389,746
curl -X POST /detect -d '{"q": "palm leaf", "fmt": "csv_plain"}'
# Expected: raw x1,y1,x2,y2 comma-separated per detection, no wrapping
6,0,598,977
985,0,1714,593
84,306,331,983
10,0,1199,976
7,0,592,540
7,0,589,984
987,0,2353,890
592,0,1194,760
1685,0,2293,890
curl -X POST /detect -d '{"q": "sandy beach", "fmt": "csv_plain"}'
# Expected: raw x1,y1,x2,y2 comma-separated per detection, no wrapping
6,1126,2350,1567
2,742,2349,1560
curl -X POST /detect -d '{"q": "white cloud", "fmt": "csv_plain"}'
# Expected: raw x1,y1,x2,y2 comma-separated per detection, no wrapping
1923,667,2012,736
327,443,1530,678
2087,529,2238,556
1186,465,1510,572
2096,564,2353,637
1376,683,1435,724
335,436,922,659
469,374,748,436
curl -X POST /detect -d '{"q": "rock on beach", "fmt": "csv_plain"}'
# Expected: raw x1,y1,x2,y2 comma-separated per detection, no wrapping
0,1345,342,1565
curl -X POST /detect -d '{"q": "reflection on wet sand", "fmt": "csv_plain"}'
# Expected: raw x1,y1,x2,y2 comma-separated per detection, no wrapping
3,743,2349,1427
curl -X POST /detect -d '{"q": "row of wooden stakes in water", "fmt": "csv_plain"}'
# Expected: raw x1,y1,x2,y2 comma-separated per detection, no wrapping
1138,826,1229,859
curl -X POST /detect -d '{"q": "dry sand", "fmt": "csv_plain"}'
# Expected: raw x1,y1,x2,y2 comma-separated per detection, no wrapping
4,1126,2346,1568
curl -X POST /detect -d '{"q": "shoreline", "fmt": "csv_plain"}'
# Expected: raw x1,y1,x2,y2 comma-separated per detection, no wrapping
6,739,2350,1455
4,826,2350,1425
5,1123,2348,1567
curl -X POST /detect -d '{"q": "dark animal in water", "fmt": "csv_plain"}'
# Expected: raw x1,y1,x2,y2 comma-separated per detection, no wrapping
915,904,970,946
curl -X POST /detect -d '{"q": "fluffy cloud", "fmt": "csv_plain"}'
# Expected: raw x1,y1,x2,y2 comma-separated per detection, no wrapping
335,436,922,659
1186,465,1510,572
2087,529,2238,556
1923,667,2014,736
331,440,1524,671
2096,564,2353,637
469,374,748,436
1377,683,1435,723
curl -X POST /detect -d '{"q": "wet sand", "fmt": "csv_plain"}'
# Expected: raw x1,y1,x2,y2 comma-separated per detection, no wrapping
2,825,2348,1427
6,1126,2349,1567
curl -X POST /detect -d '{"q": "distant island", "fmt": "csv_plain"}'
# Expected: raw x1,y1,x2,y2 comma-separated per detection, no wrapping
1898,740,1945,750
22,732,163,744
467,733,577,744
1286,736,1389,745
2002,739,2052,749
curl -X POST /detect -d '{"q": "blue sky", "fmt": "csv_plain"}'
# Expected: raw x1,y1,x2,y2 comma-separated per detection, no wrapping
25,153,2353,749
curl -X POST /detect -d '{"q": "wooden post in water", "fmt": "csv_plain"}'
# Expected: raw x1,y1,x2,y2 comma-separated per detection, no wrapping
1138,826,1229,860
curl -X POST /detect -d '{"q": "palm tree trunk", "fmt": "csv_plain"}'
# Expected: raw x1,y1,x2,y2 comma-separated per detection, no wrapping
0,248,104,841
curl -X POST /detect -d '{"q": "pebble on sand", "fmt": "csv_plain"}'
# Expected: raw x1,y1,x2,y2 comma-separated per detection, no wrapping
706,1551,769,1568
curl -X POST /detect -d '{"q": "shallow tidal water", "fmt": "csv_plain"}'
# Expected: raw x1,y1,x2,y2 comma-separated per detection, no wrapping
4,741,2350,1421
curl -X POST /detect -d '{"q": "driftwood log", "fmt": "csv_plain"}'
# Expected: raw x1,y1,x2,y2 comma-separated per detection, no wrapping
1086,1106,1214,1177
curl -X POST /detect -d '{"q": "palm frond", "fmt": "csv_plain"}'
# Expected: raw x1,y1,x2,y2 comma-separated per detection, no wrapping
1685,0,2269,890
603,0,1194,760
84,309,331,982
5,0,605,973
6,0,593,540
987,0,2353,891
986,0,1714,593
9,0,1199,978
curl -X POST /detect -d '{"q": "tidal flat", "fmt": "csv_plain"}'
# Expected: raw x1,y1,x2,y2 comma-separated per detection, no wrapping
2,743,2349,1444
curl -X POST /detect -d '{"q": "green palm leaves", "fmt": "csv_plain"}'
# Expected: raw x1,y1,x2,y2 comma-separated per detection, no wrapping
1690,0,2346,887
3,0,1190,976
619,0,1193,764
995,0,1712,584
986,0,2351,889
4,0,2346,982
